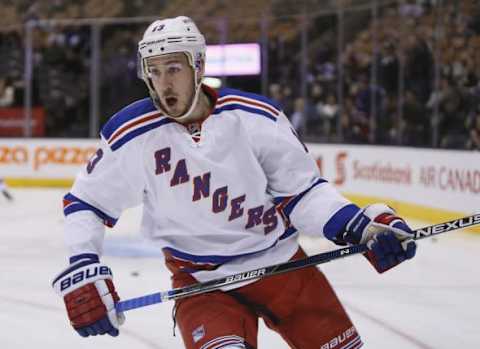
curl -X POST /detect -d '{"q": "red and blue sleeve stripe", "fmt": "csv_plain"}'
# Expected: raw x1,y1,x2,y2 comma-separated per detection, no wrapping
214,88,282,122
101,98,156,140
107,117,174,151
218,88,282,111
213,103,278,122
101,98,174,151
63,193,118,228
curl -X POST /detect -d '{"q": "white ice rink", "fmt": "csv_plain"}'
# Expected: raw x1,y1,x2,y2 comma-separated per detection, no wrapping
1,188,479,349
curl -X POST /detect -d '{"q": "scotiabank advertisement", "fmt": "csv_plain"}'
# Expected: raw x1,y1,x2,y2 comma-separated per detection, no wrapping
309,144,479,215
1,139,478,215
0,138,98,179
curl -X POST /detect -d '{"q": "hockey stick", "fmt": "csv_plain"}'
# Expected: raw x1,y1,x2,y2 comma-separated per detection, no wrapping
116,214,480,313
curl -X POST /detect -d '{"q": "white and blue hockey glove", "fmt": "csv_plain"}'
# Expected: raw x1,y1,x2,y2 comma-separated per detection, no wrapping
52,257,125,337
342,204,417,273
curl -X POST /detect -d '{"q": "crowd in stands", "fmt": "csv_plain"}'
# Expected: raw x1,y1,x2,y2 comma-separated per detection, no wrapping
269,0,480,149
0,0,479,151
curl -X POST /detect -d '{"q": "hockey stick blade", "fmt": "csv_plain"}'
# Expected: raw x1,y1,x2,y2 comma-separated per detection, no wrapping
116,213,480,312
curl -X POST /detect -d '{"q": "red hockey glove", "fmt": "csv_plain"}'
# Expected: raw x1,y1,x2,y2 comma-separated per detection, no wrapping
52,258,125,337
343,204,417,273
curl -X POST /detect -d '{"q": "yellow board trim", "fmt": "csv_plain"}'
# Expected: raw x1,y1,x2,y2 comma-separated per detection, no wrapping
343,192,480,234
5,178,74,188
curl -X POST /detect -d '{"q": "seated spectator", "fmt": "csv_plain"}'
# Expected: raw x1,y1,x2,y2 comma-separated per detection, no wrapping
0,78,14,107
316,93,339,140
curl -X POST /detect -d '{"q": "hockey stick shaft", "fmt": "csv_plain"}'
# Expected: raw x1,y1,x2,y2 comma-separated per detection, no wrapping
116,213,480,312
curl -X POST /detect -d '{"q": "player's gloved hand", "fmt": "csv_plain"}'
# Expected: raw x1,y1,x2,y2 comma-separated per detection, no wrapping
342,203,417,273
52,257,125,337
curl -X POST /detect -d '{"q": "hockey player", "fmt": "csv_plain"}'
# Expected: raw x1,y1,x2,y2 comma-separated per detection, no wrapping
0,178,13,201
52,16,416,349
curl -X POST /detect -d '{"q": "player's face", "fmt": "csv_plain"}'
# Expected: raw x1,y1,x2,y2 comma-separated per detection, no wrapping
146,53,195,118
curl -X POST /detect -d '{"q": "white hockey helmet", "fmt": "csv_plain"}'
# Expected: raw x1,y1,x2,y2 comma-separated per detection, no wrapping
138,16,206,121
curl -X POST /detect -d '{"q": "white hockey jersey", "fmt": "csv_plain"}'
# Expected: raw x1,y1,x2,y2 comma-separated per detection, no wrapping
63,86,359,287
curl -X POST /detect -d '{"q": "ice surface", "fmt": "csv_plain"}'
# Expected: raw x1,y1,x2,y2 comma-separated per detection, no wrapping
1,188,479,348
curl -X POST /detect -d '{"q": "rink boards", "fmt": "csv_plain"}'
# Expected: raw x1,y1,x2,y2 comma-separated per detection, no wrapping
0,138,478,229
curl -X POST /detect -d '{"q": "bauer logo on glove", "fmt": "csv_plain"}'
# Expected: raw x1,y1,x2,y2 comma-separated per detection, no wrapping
52,258,125,337
57,264,112,292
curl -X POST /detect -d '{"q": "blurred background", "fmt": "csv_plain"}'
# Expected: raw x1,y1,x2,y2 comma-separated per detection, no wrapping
1,0,479,150
1,3,479,348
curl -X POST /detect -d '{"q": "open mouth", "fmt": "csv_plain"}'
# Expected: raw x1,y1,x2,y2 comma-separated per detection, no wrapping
165,97,178,108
